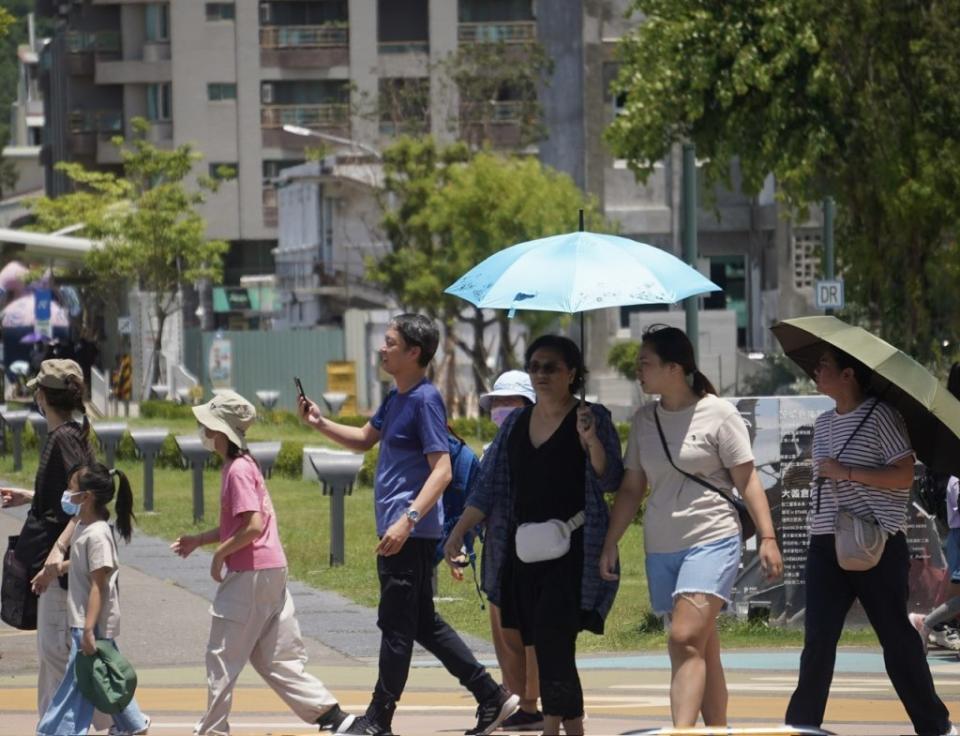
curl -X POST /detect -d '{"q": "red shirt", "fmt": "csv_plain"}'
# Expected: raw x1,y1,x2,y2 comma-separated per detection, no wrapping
219,455,287,572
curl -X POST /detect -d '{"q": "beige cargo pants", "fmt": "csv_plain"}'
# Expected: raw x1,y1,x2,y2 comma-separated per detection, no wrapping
194,567,339,735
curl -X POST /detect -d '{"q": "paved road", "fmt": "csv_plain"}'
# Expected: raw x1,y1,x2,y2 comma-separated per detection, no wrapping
2,507,958,735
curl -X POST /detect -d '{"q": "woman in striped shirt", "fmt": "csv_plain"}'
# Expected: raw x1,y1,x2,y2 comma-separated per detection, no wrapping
785,348,953,736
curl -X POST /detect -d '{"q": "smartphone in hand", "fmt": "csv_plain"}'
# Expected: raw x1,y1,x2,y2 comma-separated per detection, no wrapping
294,376,306,402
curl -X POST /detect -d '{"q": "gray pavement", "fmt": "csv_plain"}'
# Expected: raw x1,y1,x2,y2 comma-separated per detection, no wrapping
0,502,492,666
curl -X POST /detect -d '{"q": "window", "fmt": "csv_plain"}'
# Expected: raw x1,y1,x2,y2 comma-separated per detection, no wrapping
145,4,170,42
705,255,747,347
208,83,237,101
205,3,235,21
209,163,237,180
792,230,821,291
262,159,305,184
146,83,172,121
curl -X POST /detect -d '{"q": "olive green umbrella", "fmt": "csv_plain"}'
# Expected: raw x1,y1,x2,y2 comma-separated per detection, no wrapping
771,316,960,477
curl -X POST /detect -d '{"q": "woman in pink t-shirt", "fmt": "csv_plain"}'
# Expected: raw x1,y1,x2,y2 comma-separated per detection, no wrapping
171,390,355,735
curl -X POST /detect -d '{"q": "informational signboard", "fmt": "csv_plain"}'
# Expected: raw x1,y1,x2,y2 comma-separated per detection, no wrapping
208,338,233,389
34,288,52,337
815,279,845,310
725,396,950,627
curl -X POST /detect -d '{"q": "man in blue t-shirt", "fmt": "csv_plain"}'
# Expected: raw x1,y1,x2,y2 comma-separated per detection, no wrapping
299,313,517,736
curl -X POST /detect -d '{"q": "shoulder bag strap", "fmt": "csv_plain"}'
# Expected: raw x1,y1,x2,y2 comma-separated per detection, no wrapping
815,398,881,513
653,407,736,507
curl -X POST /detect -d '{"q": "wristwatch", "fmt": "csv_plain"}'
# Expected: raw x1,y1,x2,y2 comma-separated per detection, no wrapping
405,508,421,525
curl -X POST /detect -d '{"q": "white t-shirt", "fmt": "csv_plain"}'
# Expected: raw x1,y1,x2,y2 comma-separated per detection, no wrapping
808,399,913,536
947,476,959,530
624,394,755,554
67,520,121,639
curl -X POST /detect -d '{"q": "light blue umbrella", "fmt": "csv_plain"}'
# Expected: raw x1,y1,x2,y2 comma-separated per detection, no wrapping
445,216,721,398
445,231,719,316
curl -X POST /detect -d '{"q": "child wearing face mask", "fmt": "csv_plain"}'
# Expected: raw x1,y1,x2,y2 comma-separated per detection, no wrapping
35,463,150,736
473,372,544,732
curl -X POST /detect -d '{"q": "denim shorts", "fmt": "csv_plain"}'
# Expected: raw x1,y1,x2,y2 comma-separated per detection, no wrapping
645,534,742,615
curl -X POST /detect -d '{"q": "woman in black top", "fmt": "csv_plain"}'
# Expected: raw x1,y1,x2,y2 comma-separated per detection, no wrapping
1,359,94,719
446,335,624,736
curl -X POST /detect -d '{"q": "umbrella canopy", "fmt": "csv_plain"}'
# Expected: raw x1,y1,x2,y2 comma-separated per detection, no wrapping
771,316,960,478
445,230,720,316
0,293,69,329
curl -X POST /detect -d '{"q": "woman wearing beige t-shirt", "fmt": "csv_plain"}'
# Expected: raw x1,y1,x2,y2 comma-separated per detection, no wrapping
600,326,782,728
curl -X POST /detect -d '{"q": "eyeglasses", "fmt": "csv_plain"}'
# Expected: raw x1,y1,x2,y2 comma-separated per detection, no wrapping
526,361,562,375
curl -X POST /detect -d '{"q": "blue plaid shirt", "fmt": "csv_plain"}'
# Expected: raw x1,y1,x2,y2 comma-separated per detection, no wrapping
467,403,624,633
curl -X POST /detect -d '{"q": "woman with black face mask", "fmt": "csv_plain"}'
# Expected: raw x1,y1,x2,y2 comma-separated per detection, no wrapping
1,359,94,725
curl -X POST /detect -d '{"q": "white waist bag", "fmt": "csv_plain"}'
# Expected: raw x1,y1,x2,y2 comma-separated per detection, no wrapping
515,511,585,563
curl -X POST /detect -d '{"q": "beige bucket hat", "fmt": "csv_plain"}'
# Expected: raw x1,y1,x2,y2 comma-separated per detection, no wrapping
192,390,256,449
27,359,84,391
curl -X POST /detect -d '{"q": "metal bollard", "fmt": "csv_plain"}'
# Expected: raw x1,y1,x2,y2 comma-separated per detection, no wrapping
321,391,348,416
92,422,128,468
305,449,363,566
255,390,280,411
174,435,211,523
1,409,29,472
129,428,169,512
27,412,47,448
248,441,281,479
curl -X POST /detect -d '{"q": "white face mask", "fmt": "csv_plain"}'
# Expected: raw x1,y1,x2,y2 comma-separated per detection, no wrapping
490,406,515,427
198,426,217,452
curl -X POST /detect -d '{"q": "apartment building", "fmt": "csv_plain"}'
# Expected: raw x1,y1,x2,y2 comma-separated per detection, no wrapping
35,0,822,368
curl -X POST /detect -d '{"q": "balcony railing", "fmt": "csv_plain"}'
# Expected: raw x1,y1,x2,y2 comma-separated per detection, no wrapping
379,118,430,136
378,40,429,54
69,108,123,134
261,104,350,129
461,100,525,123
260,25,348,49
458,21,536,44
66,29,121,54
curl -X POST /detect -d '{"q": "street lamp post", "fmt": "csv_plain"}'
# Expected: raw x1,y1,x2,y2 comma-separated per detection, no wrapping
281,124,382,161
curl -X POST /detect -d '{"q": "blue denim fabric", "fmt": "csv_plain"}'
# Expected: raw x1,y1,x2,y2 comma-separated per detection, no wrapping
467,403,624,630
644,534,742,615
37,628,148,736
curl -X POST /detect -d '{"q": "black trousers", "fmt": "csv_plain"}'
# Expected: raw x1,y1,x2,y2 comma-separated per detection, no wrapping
786,533,951,736
372,537,497,718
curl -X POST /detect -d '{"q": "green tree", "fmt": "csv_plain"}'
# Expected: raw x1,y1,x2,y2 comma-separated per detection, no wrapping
606,0,960,364
368,138,602,403
30,118,229,396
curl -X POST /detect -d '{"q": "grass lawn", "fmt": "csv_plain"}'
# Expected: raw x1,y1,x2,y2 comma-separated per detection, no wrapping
0,447,879,651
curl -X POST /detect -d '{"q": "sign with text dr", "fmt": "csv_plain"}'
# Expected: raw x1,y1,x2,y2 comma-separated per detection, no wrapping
815,279,845,310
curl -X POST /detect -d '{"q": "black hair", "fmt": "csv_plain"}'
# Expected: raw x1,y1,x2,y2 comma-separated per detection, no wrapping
39,373,90,440
225,440,263,472
828,347,875,394
947,362,960,401
524,334,586,396
73,463,136,543
641,324,718,397
390,313,439,367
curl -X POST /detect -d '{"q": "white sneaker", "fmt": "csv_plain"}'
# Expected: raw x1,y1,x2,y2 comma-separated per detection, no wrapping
930,626,960,651
909,613,929,653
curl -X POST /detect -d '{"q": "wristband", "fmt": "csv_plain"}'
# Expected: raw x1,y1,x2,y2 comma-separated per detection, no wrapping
760,536,777,542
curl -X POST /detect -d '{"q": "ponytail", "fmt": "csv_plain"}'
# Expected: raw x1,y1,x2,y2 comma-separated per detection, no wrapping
691,369,717,397
75,463,137,543
112,469,135,543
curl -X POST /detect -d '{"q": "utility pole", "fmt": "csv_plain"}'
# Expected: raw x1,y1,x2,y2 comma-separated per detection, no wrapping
682,143,699,363
822,197,836,316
